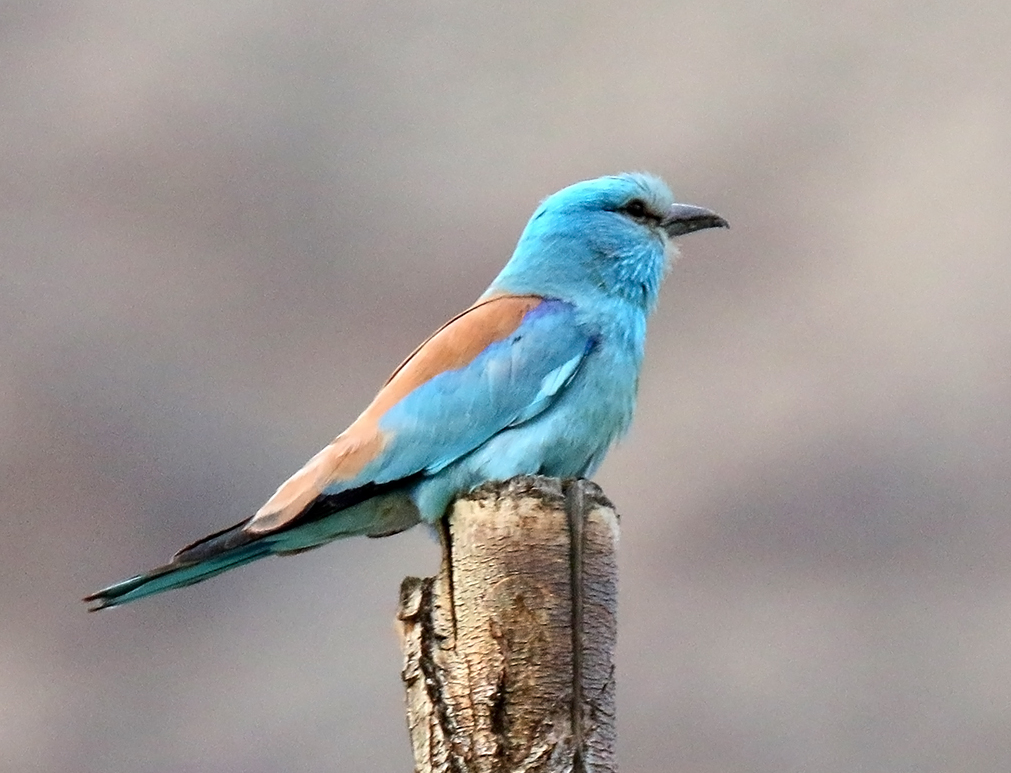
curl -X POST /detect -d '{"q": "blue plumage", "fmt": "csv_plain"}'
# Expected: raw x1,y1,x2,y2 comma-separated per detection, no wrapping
374,299,594,482
84,172,726,610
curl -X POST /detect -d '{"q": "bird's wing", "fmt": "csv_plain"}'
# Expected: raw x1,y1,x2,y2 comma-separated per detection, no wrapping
245,294,595,534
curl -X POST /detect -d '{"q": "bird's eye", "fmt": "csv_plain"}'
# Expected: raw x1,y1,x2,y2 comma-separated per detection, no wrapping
623,199,648,219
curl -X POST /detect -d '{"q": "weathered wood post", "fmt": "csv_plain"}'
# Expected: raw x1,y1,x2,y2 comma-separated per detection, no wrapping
396,476,619,773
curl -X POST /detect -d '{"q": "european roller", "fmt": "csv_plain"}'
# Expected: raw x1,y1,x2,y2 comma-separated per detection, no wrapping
85,173,726,610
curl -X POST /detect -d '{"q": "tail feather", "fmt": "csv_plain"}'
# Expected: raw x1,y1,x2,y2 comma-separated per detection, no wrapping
84,478,422,611
84,521,272,611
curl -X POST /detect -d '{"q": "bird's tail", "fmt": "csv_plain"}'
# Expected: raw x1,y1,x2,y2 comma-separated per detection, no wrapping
84,478,423,610
83,519,271,611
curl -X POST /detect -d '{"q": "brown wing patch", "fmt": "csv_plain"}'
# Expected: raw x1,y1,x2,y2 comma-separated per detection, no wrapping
245,294,543,535
246,429,386,534
362,293,543,423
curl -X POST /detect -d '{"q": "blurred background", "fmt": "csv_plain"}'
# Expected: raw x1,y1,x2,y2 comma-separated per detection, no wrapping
3,1,1011,771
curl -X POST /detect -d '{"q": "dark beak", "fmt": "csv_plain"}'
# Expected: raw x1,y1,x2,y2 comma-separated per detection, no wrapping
661,203,728,238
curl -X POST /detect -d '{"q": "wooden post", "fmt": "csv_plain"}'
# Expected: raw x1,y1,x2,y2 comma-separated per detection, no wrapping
397,476,619,773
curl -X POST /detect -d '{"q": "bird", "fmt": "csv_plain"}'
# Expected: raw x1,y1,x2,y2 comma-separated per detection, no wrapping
84,173,727,610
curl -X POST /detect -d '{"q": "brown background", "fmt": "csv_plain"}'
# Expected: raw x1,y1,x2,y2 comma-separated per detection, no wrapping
3,2,1010,771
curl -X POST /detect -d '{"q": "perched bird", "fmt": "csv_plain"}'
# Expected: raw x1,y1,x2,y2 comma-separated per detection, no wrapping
85,173,726,610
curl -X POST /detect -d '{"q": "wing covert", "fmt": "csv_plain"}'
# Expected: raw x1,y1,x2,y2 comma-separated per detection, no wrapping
247,295,594,534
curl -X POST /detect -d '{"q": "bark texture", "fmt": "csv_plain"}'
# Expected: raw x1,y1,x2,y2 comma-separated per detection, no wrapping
397,476,618,773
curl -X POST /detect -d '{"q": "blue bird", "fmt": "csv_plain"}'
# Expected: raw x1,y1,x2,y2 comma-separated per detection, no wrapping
84,173,726,610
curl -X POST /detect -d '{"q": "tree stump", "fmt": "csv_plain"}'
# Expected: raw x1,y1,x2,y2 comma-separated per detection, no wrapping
397,476,619,773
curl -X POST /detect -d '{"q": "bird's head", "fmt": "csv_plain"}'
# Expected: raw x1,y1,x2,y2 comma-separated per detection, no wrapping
488,173,727,314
